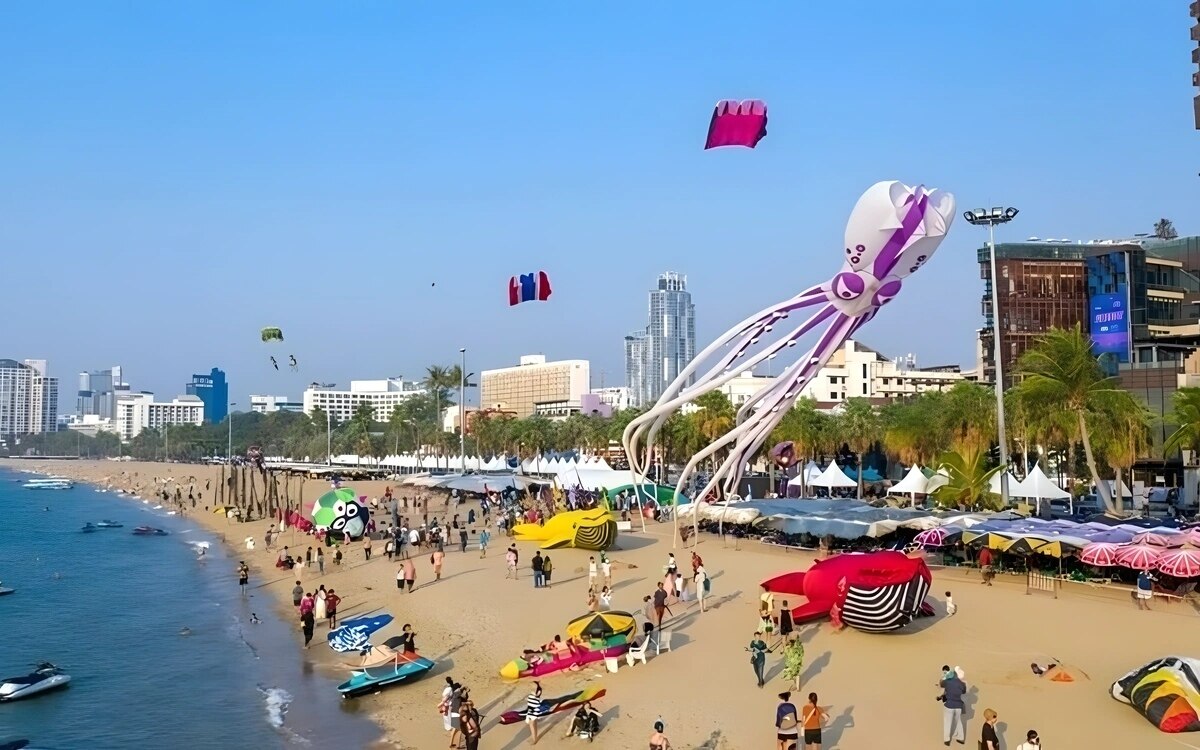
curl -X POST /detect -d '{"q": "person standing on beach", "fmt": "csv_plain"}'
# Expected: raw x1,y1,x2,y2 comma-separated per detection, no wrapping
748,631,768,687
385,536,395,561
315,586,327,622
237,561,249,596
801,692,829,749
778,600,795,645
431,548,444,581
459,526,468,554
460,697,482,750
587,556,597,588
478,528,490,558
506,546,519,579
525,681,544,745
543,555,553,588
775,692,800,750
316,548,325,575
305,547,313,569
939,665,967,745
363,534,373,562
403,557,416,592
292,581,304,609
1136,569,1155,609
532,552,545,588
300,602,315,649
325,589,341,629
601,553,612,588
400,623,417,654
653,582,669,630
694,563,709,612
980,708,1000,750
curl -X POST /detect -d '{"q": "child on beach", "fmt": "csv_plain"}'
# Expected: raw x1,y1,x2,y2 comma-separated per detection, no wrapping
588,556,597,588
599,585,611,609
945,591,956,616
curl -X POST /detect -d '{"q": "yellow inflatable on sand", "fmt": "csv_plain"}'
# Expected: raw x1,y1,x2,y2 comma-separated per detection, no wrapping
511,508,618,551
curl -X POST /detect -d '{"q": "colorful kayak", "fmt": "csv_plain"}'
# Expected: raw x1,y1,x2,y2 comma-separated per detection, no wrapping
499,686,607,725
337,654,435,698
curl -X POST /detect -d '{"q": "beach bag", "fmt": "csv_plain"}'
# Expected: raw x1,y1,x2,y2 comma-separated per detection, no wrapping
779,710,798,731
704,578,712,594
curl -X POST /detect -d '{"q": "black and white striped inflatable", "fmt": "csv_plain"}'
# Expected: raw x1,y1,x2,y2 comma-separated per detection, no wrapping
836,573,931,633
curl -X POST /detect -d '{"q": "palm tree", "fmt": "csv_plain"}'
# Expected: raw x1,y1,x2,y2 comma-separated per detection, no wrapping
1014,324,1143,513
1097,400,1153,511
1154,218,1179,240
939,382,996,455
931,448,1002,511
1164,387,1200,459
689,392,735,474
422,365,461,456
838,398,880,499
767,398,825,496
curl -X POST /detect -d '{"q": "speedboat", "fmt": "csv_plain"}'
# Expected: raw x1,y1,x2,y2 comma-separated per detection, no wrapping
132,526,169,536
0,584,14,596
0,663,70,702
337,654,435,698
81,523,97,533
95,520,123,528
21,478,72,490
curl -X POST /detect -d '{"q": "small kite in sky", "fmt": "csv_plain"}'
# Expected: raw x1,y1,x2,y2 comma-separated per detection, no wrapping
508,271,553,306
261,327,284,343
704,99,768,149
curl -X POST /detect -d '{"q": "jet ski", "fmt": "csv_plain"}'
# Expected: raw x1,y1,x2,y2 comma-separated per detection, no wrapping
95,520,123,528
81,523,98,533
132,526,168,536
337,654,435,698
0,663,70,702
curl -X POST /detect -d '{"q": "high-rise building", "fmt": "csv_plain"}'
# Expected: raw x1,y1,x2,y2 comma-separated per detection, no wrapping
186,368,229,424
625,271,695,407
77,366,128,420
250,395,304,414
302,379,426,423
0,359,59,438
480,355,590,419
114,393,205,441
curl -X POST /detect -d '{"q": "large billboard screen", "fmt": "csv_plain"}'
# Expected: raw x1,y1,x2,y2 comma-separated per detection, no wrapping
1090,293,1129,358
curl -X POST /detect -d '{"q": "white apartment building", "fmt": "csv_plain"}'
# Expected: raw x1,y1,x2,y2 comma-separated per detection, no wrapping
0,358,59,437
480,355,590,419
717,340,966,409
302,379,425,423
115,393,205,441
250,394,304,414
25,360,58,434
591,386,632,412
64,414,118,438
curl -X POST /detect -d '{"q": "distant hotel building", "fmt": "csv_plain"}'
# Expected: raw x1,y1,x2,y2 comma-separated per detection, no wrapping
77,366,128,420
250,394,304,414
481,355,590,419
0,359,59,439
114,393,204,441
186,368,229,424
717,340,966,410
591,386,632,412
625,271,696,407
302,379,425,423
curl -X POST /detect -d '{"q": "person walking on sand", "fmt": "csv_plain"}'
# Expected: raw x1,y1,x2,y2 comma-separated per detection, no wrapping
363,534,373,562
431,548,444,581
694,563,709,612
403,557,416,592
506,546,518,579
305,546,313,569
775,692,800,750
980,708,1000,750
801,692,829,749
325,589,341,629
300,602,315,649
478,528,490,558
459,526,468,554
543,555,553,587
385,536,395,561
316,548,325,575
939,664,967,745
525,681,545,745
601,553,612,588
237,561,249,595
460,697,482,750
653,582,670,630
748,630,769,687
292,581,304,609
439,677,455,733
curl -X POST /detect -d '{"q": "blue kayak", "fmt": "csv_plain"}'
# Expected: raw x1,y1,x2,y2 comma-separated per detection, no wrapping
337,655,435,698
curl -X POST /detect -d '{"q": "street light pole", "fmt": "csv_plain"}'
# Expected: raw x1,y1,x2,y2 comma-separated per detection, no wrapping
964,206,1019,506
227,402,236,463
459,348,466,474
327,412,332,466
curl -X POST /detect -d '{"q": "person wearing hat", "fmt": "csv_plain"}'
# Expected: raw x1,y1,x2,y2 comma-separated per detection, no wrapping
980,708,1000,750
1015,728,1040,749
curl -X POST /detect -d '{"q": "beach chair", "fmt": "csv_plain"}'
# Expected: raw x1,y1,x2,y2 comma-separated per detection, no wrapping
625,641,648,666
603,656,620,673
656,629,673,655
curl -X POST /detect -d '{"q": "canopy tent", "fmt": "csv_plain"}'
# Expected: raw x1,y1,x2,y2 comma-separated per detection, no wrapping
888,465,930,497
786,462,824,489
844,467,885,483
988,471,1024,496
809,461,856,489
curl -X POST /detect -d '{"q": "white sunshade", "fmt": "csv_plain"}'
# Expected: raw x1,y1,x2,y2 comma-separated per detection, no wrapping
786,461,823,488
987,471,1022,496
887,465,929,496
808,461,856,489
1009,465,1070,500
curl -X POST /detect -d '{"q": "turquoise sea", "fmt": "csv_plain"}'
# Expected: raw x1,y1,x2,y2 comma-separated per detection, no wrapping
0,467,378,749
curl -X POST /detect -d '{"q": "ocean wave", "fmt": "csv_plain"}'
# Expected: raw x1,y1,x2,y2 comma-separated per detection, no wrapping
258,685,292,728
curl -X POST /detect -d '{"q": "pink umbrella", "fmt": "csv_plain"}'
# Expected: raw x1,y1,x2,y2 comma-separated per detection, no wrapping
1132,530,1185,547
1116,543,1163,570
1079,542,1122,567
913,527,963,547
1184,528,1200,547
1156,548,1200,578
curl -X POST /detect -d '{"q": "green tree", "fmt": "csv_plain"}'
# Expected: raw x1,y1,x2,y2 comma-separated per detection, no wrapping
1014,324,1143,513
931,448,1002,511
881,393,943,467
1164,387,1200,458
689,392,735,474
838,398,880,499
1097,399,1153,511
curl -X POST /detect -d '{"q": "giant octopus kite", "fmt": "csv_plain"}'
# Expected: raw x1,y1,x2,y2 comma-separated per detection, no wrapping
622,181,955,512
761,551,933,633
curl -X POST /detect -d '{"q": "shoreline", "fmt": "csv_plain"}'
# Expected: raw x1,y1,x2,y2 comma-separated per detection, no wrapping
13,458,1200,749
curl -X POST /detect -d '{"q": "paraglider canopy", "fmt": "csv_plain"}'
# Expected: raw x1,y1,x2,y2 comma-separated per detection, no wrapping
261,327,283,343
704,99,768,149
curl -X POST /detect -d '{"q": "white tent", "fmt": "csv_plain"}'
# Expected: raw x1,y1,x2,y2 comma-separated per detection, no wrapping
887,465,930,496
987,471,1022,496
1011,464,1071,513
808,461,856,489
786,461,823,489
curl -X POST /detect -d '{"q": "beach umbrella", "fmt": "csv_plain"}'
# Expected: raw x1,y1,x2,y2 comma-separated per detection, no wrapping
1079,542,1123,567
1132,530,1185,547
964,532,1012,550
212,505,236,515
1116,543,1163,571
1156,548,1200,579
564,611,636,641
913,527,963,548
1001,537,1048,556
1184,528,1200,547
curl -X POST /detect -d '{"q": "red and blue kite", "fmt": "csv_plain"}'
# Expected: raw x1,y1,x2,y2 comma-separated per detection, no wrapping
508,271,553,306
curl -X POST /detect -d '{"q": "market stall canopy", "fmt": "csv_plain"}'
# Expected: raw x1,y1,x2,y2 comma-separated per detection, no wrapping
787,462,824,488
1009,465,1070,500
988,471,1024,496
888,465,930,496
809,461,856,489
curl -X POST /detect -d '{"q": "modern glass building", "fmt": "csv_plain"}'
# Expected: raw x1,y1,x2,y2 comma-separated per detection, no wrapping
77,366,128,420
625,272,695,407
186,367,228,424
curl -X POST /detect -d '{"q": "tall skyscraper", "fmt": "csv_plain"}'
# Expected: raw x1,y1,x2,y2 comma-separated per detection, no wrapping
186,368,229,424
624,271,696,407
0,358,58,439
77,366,128,420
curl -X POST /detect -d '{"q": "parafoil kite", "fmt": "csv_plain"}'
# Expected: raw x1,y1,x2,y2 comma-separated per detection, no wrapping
761,551,933,633
312,487,370,544
704,100,768,149
1112,657,1200,733
508,271,552,306
770,441,796,468
261,327,284,343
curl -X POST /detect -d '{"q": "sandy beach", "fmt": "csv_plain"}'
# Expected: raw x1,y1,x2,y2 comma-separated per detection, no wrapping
16,458,1200,749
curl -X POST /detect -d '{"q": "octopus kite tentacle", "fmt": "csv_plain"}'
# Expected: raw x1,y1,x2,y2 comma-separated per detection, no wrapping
622,181,956,522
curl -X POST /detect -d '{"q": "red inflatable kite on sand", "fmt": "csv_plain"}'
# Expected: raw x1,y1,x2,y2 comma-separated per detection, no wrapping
761,551,933,633
704,99,768,149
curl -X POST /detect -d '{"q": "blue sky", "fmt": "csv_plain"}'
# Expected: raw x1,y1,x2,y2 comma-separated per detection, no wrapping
3,2,1197,409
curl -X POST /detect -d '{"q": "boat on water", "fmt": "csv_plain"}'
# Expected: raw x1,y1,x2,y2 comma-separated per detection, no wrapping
95,520,123,528
132,526,169,536
0,584,14,596
21,478,73,490
0,663,70,702
81,523,97,533
337,654,435,698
